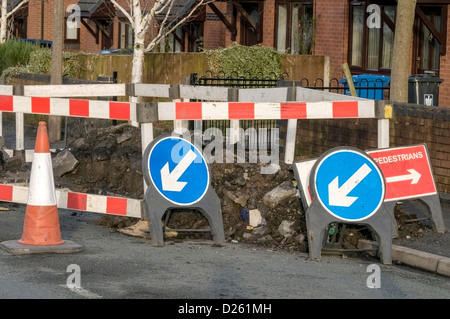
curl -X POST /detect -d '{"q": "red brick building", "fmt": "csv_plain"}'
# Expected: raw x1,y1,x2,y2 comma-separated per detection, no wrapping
6,0,450,106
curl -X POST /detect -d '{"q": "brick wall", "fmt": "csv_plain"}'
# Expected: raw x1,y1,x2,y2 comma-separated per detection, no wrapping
261,1,275,48
26,0,58,40
437,12,450,107
293,105,450,195
313,0,348,81
204,3,228,51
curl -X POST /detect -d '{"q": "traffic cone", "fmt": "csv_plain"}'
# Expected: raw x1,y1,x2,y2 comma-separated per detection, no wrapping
0,121,82,254
19,121,64,245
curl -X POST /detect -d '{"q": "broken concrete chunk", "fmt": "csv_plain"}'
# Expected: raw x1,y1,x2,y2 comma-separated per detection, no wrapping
262,181,297,208
278,220,295,238
222,188,249,207
249,209,262,227
52,149,79,177
117,131,134,144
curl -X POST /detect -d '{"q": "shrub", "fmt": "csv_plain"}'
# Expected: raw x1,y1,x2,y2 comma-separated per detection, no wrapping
0,40,41,75
205,43,284,79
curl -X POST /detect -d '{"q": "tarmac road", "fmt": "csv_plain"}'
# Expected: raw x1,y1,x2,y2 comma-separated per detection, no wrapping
0,201,449,301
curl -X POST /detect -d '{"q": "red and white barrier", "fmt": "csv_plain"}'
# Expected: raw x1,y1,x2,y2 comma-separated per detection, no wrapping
158,100,375,120
0,96,137,121
0,184,142,219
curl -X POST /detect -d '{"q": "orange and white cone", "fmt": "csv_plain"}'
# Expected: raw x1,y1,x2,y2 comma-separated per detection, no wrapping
18,121,64,246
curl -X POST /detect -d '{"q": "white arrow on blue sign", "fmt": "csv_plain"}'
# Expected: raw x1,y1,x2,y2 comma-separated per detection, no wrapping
313,148,385,221
148,136,209,206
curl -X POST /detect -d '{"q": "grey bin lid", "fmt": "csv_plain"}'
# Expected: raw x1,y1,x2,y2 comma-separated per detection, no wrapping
408,74,444,83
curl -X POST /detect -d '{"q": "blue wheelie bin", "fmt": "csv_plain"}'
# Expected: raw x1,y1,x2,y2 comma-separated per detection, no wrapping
340,74,390,100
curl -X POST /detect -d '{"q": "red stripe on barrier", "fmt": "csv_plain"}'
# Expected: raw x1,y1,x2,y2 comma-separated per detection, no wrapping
280,102,307,119
67,192,87,211
110,102,131,120
31,97,50,114
229,103,254,119
0,96,13,111
175,102,202,120
70,100,90,117
333,101,359,118
106,197,127,216
0,185,13,201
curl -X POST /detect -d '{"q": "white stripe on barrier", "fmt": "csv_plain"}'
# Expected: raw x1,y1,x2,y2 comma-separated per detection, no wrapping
358,100,376,117
307,101,333,119
51,98,70,116
202,102,229,119
12,96,30,113
0,184,142,218
254,102,281,119
0,85,13,95
12,185,29,203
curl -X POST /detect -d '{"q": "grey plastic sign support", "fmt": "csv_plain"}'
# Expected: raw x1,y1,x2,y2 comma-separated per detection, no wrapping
384,194,445,233
306,146,393,265
142,134,225,247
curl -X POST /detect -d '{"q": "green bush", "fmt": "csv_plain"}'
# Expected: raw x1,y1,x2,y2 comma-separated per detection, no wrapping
205,43,284,78
18,48,96,78
27,47,52,74
0,40,41,75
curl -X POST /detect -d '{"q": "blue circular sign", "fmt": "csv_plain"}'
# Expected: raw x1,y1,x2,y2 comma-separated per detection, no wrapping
313,148,385,221
147,136,209,205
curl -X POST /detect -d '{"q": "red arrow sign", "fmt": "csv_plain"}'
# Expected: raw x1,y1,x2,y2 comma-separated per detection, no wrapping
367,144,437,201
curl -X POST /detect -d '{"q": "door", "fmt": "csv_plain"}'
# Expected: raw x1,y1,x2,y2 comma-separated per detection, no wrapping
412,6,446,76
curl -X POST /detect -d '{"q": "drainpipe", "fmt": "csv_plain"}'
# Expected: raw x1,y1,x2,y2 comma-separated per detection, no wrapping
41,0,44,40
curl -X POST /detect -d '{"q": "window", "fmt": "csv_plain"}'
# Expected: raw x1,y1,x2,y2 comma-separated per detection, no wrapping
276,1,314,54
65,18,80,42
162,23,203,53
348,1,396,74
119,21,133,50
64,17,80,50
349,2,447,75
166,26,184,53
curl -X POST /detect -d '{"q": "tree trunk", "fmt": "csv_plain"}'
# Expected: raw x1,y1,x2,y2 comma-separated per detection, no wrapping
130,0,146,104
1,0,8,43
390,0,417,103
49,0,64,142
131,38,145,88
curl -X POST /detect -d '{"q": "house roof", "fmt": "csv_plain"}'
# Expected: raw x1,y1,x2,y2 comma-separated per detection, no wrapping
155,0,199,21
7,0,23,11
77,0,105,18
4,0,27,13
0,0,27,17
76,0,198,20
